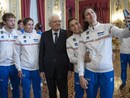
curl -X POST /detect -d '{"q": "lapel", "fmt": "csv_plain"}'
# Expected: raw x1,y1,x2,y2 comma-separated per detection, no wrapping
55,29,65,50
48,29,55,49
47,29,66,51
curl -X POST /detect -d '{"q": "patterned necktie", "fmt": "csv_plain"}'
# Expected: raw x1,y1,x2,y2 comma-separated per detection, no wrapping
54,32,58,43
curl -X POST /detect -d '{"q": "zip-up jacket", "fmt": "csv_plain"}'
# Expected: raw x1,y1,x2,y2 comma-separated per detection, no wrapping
66,34,81,73
0,27,21,66
120,37,130,54
78,23,130,76
14,32,41,71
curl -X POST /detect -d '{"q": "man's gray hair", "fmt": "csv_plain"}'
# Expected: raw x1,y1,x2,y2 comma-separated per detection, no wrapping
48,13,60,23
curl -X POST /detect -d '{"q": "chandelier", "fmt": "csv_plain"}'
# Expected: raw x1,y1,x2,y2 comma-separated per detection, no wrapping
112,0,124,28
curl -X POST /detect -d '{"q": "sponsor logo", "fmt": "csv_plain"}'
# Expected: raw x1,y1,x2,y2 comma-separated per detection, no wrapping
110,78,113,82
97,31,104,36
86,78,91,81
13,36,17,39
33,39,38,42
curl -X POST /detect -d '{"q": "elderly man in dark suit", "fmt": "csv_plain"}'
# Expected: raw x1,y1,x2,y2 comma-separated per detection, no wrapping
39,14,73,98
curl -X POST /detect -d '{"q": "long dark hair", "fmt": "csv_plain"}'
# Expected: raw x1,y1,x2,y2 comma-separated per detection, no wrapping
67,18,79,38
82,7,97,31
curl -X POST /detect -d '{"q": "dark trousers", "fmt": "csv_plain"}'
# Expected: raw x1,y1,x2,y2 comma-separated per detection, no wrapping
46,77,68,98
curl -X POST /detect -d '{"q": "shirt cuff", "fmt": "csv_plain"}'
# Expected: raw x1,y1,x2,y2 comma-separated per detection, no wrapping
79,72,84,76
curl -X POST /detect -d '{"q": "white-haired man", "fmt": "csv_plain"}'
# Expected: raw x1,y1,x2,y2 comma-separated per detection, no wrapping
39,14,73,98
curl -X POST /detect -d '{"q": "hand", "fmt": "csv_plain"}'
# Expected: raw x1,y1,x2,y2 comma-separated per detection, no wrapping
79,76,88,89
112,53,115,61
84,55,91,63
124,9,130,27
68,71,72,80
18,71,23,79
40,72,46,83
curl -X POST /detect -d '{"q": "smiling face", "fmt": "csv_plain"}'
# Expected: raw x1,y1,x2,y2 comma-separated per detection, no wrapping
24,20,34,33
83,8,97,24
69,19,81,34
49,16,61,32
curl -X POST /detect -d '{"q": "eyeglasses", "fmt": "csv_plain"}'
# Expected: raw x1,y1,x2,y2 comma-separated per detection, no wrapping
51,20,61,23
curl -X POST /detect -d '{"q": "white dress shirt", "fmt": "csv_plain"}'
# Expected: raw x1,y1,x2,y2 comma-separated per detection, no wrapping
52,29,60,43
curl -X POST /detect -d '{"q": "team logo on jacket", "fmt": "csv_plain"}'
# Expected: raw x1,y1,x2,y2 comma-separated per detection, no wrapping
86,36,89,40
24,40,27,43
13,36,17,39
97,31,104,36
86,31,89,35
1,36,4,39
73,38,76,41
23,36,26,39
75,43,78,46
0,31,3,34
33,39,38,42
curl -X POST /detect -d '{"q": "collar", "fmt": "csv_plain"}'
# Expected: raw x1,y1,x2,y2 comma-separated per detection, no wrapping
24,31,35,37
88,22,100,31
2,27,16,35
52,29,60,36
73,33,81,38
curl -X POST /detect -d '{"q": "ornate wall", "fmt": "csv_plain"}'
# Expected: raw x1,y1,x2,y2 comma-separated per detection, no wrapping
110,0,130,50
0,0,21,28
45,0,66,30
1,0,130,32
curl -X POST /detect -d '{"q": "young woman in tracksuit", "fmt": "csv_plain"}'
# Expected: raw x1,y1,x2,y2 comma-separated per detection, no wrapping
78,7,130,98
66,18,91,98
14,18,41,98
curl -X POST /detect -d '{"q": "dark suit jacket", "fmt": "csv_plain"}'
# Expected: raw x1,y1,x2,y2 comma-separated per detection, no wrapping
39,29,73,78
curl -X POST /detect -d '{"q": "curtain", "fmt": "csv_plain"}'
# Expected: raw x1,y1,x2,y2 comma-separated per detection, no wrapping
21,0,30,19
37,0,45,32
79,0,110,26
30,0,38,26
66,0,75,29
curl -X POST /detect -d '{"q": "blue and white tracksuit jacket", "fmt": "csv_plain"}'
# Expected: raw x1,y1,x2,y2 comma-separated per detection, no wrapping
0,27,21,66
14,31,41,71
